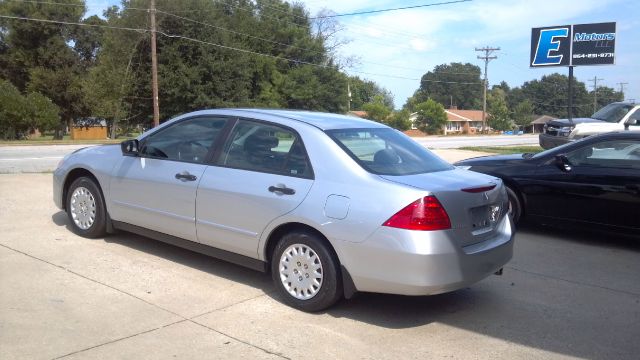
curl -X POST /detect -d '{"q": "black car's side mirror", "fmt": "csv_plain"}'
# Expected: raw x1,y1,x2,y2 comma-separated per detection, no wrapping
121,139,140,156
555,154,572,172
624,118,637,130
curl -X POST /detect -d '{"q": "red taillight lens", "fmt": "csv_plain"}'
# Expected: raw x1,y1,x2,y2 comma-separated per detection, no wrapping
383,196,451,231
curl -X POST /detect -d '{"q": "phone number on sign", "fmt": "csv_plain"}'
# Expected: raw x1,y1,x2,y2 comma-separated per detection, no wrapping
573,53,614,59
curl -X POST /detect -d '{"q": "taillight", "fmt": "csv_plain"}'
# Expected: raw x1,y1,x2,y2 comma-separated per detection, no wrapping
383,196,451,231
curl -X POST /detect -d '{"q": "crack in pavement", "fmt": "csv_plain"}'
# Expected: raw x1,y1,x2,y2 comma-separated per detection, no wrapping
0,243,288,360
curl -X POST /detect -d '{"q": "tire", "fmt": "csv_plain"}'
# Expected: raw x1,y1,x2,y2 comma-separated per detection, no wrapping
66,177,107,238
271,231,343,312
506,186,522,224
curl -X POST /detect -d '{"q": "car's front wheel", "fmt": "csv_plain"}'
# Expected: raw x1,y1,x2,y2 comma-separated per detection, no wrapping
66,176,107,238
271,231,342,312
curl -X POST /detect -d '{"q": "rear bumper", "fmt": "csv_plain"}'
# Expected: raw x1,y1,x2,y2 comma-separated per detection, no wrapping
539,133,571,149
338,215,514,296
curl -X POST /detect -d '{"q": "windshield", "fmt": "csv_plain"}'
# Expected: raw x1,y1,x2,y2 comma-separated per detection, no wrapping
591,103,634,123
327,128,453,176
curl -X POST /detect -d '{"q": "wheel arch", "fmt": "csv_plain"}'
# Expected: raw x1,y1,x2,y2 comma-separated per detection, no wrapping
263,221,357,299
62,168,114,233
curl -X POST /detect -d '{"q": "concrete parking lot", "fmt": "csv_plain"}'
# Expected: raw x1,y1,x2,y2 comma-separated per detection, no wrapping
1,171,639,359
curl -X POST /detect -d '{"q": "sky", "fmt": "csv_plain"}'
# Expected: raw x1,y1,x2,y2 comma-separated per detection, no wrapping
85,0,639,110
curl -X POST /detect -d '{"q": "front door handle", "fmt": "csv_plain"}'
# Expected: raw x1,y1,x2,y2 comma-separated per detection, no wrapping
268,185,295,195
175,172,197,181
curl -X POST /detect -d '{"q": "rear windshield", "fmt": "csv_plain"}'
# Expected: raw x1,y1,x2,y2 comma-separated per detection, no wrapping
326,128,453,175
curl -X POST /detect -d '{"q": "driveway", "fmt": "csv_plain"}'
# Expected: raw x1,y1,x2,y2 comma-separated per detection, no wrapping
1,173,638,359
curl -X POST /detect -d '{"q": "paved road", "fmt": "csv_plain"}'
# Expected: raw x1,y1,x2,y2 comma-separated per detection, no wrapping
1,174,638,359
0,144,89,173
0,135,538,173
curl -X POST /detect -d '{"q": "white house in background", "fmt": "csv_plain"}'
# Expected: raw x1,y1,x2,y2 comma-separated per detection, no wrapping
408,108,486,135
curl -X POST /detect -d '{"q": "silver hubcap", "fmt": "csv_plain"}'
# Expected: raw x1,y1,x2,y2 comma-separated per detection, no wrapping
279,244,323,300
70,187,96,230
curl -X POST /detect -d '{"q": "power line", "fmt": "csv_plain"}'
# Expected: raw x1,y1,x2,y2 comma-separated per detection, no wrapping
309,0,472,19
0,12,486,86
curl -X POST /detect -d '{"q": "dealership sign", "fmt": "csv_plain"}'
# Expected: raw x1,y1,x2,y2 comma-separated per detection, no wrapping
530,22,616,67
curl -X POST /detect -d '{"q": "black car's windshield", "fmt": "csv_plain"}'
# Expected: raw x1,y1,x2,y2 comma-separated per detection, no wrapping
327,128,453,175
591,103,634,123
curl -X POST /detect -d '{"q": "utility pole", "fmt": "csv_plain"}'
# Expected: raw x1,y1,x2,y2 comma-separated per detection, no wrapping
617,82,628,98
589,76,604,113
475,46,500,133
150,0,160,127
347,82,351,112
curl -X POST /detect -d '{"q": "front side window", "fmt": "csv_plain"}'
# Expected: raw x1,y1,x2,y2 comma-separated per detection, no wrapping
567,139,640,167
219,120,313,178
140,117,228,163
327,128,453,175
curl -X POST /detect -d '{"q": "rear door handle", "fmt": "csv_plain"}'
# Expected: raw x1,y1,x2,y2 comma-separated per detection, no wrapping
175,172,197,181
268,185,295,195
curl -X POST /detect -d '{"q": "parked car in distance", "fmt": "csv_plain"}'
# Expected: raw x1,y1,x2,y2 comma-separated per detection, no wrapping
456,132,640,235
54,109,514,311
539,102,640,149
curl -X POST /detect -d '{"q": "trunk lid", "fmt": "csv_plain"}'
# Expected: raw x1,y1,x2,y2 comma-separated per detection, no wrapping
381,169,508,247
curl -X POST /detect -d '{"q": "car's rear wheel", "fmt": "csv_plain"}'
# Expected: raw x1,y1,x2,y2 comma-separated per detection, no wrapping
506,186,522,224
66,177,107,238
271,231,342,312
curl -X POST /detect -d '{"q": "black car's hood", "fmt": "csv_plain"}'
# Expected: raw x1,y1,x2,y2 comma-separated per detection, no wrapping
546,117,603,127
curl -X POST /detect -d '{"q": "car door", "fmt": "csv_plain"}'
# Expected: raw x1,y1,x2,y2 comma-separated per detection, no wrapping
560,138,640,229
195,119,314,257
109,116,231,241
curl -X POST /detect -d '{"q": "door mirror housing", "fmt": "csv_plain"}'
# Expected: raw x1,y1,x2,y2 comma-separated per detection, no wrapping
624,118,637,130
555,154,572,172
121,139,139,156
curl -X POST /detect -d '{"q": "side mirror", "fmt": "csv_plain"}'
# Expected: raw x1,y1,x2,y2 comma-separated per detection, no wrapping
121,139,139,156
624,118,637,130
555,154,572,172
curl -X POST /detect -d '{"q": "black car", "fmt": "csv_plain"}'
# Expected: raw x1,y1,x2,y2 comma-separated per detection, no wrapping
455,132,640,234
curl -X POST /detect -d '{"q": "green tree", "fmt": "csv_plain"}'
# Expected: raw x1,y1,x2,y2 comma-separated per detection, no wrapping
414,99,447,135
513,100,534,130
362,95,392,123
0,80,59,139
487,89,512,131
0,0,91,138
519,73,591,118
411,63,483,110
348,76,394,110
386,109,411,131
591,86,624,112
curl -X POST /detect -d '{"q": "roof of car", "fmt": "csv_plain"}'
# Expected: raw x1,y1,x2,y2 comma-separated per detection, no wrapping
227,109,387,131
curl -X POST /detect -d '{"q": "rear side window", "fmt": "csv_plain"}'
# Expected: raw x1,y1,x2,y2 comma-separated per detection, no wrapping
219,120,313,178
327,128,453,175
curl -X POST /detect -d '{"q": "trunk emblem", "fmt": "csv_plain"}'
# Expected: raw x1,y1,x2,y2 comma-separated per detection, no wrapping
483,192,490,200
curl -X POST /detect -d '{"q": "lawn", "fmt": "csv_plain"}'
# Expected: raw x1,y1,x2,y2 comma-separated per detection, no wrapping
459,145,544,155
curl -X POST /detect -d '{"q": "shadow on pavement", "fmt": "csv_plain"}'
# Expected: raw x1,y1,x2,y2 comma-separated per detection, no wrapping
49,211,639,359
517,220,640,252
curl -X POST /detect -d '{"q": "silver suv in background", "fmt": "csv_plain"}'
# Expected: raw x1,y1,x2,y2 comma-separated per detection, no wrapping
539,102,640,149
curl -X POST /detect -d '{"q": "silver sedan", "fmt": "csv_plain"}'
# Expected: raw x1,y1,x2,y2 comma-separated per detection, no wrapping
53,109,514,311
